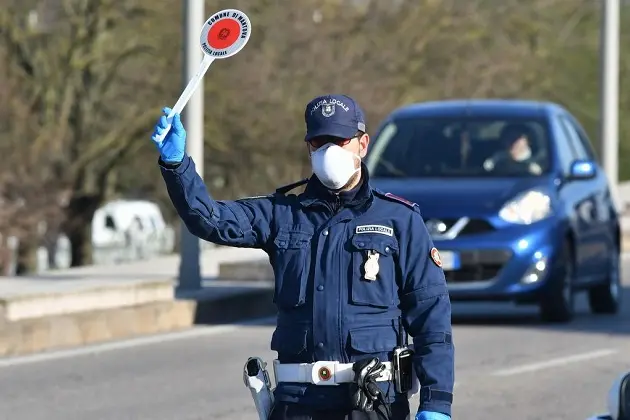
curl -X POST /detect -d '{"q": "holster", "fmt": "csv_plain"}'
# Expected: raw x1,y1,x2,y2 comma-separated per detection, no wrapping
243,357,275,420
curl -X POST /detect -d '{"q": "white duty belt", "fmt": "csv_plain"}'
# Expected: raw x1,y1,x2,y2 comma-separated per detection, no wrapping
273,360,393,386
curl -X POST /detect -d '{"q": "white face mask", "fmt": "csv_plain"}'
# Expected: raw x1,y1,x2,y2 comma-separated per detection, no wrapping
513,146,532,162
311,143,360,190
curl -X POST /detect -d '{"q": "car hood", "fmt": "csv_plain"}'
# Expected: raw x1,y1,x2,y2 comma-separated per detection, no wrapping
370,177,547,218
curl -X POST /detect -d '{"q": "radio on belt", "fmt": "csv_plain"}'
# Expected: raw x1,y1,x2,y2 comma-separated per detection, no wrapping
392,317,419,396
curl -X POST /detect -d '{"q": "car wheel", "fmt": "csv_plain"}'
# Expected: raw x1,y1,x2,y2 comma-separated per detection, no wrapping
539,240,575,323
588,241,621,314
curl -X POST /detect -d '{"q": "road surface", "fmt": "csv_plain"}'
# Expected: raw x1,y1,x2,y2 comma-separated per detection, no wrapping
0,262,629,420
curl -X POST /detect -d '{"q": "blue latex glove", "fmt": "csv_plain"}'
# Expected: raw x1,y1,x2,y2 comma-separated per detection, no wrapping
151,107,186,163
416,411,451,420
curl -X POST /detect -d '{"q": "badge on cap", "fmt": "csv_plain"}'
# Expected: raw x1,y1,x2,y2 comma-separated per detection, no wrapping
322,103,335,117
430,247,442,267
364,250,380,281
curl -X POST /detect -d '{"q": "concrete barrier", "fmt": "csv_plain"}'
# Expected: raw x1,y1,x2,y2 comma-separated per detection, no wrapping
218,260,274,282
0,279,277,358
0,297,193,357
0,246,273,358
0,278,174,322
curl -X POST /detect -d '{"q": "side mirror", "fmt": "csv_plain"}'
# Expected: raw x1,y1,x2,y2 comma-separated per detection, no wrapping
104,215,116,230
568,159,596,180
608,372,630,420
586,372,630,420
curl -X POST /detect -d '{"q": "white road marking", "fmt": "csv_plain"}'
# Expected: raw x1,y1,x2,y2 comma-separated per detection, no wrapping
0,316,277,368
491,349,619,377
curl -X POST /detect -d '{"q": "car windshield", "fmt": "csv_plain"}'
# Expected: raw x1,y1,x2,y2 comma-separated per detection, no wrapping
365,116,552,178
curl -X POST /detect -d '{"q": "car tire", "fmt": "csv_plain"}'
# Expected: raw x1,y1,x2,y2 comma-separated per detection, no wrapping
539,240,575,323
588,241,621,314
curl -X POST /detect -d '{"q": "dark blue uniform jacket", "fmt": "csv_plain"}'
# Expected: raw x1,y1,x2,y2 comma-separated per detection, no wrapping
159,155,455,416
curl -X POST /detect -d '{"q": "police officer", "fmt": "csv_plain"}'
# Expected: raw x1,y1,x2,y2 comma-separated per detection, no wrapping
151,94,454,420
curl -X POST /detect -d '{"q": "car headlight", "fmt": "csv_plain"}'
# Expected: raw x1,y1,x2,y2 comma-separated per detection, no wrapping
498,190,552,225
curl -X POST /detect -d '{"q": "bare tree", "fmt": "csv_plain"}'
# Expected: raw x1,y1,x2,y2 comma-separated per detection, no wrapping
1,0,628,274
0,0,170,268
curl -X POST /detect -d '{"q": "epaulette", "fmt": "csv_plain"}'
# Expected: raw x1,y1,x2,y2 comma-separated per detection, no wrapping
374,189,420,211
275,178,310,195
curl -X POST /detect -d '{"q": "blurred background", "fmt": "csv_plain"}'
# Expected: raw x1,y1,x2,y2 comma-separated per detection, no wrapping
0,1,629,420
1,0,629,276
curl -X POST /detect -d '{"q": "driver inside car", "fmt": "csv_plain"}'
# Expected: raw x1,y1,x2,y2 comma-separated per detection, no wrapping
483,124,543,175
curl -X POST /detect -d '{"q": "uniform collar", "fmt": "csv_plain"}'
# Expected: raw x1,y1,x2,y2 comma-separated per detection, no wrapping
299,162,373,209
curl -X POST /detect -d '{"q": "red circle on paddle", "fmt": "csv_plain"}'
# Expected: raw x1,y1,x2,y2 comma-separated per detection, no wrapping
207,18,241,50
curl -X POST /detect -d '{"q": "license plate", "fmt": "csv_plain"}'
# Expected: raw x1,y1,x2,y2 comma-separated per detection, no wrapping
437,250,460,271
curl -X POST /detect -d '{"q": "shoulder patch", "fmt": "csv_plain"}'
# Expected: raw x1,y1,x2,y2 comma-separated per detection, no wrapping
382,192,418,209
430,247,442,267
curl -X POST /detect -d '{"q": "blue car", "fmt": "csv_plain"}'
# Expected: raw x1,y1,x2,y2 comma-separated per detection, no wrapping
365,99,622,322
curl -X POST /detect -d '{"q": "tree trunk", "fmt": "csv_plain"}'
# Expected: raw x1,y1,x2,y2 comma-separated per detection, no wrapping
66,224,93,267
63,194,102,267
15,236,39,275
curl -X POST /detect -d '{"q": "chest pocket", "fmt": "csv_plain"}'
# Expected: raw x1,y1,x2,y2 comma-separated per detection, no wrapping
272,227,313,310
349,234,399,308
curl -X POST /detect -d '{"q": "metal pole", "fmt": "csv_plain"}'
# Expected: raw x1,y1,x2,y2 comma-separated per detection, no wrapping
178,0,204,292
600,0,620,209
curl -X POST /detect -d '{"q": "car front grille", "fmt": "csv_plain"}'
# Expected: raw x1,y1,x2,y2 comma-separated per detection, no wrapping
444,249,512,283
423,217,495,237
460,219,495,235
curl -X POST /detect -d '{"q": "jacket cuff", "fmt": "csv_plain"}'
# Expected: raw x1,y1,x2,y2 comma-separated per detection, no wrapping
158,155,191,174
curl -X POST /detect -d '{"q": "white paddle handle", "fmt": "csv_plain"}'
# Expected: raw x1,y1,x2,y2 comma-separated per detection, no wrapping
154,54,215,143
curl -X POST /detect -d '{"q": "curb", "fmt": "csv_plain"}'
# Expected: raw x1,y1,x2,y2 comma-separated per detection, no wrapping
0,279,175,322
0,300,192,357
218,260,274,282
183,285,276,325
0,286,276,358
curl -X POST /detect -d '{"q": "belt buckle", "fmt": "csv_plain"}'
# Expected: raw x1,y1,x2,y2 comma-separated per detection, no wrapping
312,361,339,386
